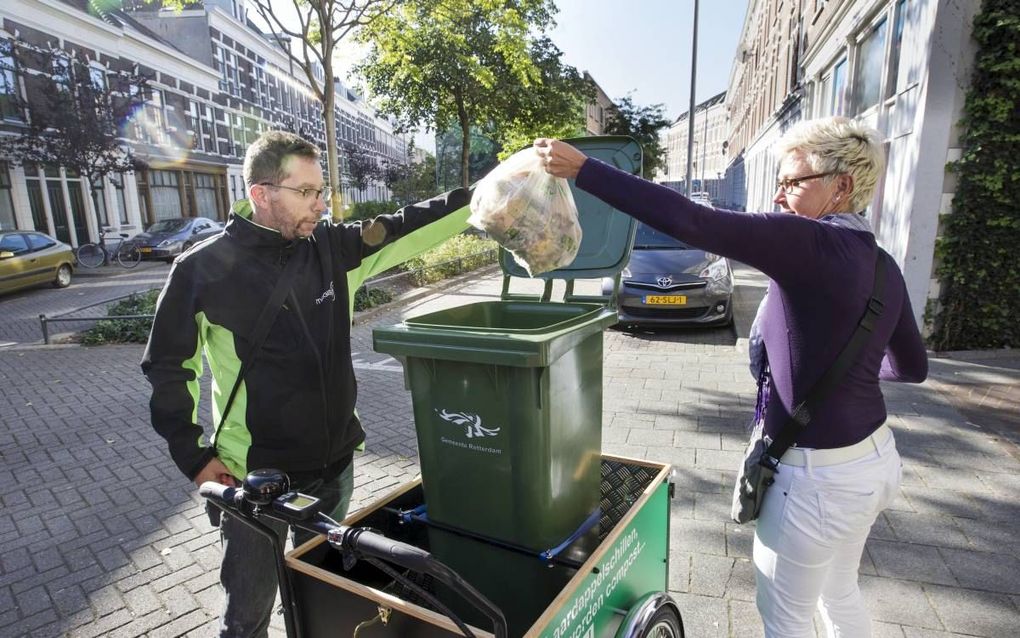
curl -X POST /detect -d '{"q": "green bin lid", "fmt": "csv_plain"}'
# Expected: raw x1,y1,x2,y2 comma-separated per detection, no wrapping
499,135,641,281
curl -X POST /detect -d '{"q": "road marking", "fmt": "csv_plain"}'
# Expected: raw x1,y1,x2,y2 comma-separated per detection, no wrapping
351,353,403,373
0,341,16,348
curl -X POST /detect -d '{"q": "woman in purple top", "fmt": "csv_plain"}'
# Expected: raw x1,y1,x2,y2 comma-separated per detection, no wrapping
535,117,927,638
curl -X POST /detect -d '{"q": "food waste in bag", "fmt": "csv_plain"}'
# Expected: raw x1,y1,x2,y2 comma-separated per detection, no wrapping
468,148,582,276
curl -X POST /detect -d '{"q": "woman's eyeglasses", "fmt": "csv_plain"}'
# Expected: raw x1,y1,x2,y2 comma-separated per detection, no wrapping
775,172,835,192
260,183,332,203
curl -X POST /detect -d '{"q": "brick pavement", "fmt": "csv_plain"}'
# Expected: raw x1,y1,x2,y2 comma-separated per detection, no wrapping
0,264,1018,636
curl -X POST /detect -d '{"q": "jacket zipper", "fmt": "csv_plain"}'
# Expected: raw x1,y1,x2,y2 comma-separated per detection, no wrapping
288,289,333,471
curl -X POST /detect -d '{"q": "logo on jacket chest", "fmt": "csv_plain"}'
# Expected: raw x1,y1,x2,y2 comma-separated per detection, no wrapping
315,280,335,305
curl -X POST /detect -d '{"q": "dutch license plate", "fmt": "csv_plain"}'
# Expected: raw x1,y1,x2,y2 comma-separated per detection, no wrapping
139,247,152,253
644,295,687,305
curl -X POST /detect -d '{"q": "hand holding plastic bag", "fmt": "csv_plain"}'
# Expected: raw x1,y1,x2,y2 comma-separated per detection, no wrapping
468,148,582,276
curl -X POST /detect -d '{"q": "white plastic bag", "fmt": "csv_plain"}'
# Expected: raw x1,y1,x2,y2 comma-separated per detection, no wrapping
468,148,582,276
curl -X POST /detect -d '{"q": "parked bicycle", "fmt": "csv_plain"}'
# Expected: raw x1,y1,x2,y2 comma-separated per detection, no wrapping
76,228,142,269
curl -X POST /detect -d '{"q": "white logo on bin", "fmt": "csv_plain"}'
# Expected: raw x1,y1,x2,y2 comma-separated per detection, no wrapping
435,409,501,438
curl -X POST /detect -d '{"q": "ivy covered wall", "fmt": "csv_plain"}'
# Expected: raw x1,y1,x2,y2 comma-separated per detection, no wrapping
930,0,1020,350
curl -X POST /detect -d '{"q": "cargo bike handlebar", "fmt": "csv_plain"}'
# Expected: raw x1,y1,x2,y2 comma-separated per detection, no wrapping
200,472,508,638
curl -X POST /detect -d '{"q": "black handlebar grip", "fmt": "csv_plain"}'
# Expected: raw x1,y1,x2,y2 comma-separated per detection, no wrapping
348,528,433,572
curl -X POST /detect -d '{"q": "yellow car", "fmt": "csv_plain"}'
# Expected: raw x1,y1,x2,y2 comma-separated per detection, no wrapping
0,230,75,295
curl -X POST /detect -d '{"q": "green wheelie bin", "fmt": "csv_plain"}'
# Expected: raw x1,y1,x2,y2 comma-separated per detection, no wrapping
373,136,643,554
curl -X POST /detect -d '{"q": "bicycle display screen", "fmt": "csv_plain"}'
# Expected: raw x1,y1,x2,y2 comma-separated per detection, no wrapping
272,492,322,520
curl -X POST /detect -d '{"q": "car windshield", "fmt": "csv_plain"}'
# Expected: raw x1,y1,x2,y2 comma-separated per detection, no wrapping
633,223,690,250
147,219,189,233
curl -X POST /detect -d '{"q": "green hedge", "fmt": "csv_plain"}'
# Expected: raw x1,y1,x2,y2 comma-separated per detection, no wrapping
930,0,1020,350
346,200,400,222
353,286,393,311
404,234,498,286
79,290,159,346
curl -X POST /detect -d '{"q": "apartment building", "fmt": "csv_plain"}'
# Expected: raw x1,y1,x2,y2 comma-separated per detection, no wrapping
657,91,728,204
583,71,614,135
723,0,980,330
433,70,616,190
0,0,406,246
724,0,806,215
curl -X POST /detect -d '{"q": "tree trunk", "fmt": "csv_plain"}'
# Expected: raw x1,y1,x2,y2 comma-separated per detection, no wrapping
457,95,470,190
320,14,342,222
324,81,342,221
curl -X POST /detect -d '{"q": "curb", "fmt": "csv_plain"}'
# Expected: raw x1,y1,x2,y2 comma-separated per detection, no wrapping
930,348,1017,361
72,262,169,279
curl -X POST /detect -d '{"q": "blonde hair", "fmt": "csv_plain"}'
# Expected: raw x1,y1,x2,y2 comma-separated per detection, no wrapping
775,117,885,211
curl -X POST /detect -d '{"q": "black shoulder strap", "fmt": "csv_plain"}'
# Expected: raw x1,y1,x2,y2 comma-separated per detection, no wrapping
762,248,888,467
215,253,302,434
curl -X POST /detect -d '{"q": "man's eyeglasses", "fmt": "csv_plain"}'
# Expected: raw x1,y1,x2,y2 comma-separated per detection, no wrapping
775,172,835,192
260,183,332,203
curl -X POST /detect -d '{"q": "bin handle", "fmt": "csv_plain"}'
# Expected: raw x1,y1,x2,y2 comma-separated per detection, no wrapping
500,273,619,307
539,507,601,563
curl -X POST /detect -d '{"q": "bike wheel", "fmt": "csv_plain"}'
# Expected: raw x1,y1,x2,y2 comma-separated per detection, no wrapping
117,246,142,268
639,608,682,638
76,243,104,268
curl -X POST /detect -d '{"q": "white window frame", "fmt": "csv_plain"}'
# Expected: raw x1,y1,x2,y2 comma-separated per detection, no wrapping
849,12,890,118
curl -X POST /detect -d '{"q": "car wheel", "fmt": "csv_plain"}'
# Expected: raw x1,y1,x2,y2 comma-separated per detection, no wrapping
53,264,72,288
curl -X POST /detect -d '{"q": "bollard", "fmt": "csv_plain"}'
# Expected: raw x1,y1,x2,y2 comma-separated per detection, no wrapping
40,314,49,345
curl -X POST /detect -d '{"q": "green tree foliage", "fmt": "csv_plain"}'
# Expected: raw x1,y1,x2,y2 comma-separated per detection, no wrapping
382,144,441,206
491,35,592,158
930,0,1020,350
356,0,590,188
497,117,587,162
603,95,670,178
342,141,383,191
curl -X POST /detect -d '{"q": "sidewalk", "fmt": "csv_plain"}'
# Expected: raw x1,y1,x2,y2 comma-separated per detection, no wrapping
0,264,1017,637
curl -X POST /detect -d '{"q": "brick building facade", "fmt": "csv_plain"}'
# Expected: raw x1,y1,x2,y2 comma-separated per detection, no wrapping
0,0,407,246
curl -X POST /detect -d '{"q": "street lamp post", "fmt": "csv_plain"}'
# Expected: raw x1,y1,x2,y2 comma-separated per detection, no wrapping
684,0,699,198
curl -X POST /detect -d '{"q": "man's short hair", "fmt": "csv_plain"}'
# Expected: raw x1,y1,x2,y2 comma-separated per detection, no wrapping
243,131,319,187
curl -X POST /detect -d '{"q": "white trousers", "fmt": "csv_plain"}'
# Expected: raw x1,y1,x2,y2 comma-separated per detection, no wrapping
753,429,901,638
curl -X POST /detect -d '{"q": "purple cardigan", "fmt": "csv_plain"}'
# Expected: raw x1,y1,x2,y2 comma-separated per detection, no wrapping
576,158,928,449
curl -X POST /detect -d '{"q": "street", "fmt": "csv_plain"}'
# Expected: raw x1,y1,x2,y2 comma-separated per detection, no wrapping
0,262,172,348
1,264,1019,637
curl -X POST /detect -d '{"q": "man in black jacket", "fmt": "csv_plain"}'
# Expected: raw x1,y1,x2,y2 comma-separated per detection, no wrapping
142,131,470,636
